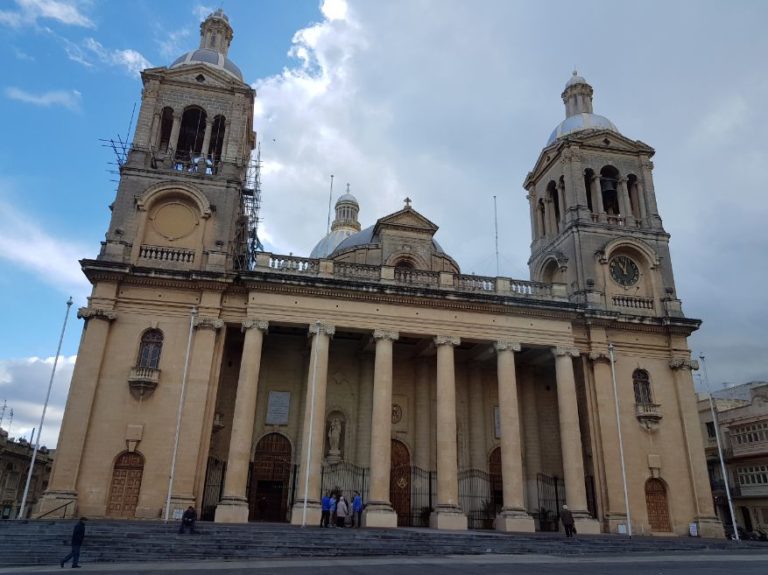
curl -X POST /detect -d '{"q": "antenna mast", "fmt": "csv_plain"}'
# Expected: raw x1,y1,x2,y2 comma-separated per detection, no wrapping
493,195,500,276
326,175,335,234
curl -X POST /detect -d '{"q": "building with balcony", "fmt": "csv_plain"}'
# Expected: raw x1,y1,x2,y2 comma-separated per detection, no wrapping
0,428,54,519
38,11,720,537
699,382,768,534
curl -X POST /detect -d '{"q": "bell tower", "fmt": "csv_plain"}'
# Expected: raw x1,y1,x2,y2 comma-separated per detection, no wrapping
524,72,683,317
98,9,255,274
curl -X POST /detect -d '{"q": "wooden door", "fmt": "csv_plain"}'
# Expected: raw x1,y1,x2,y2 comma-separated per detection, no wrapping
106,452,144,518
249,433,292,521
645,478,672,532
390,439,411,526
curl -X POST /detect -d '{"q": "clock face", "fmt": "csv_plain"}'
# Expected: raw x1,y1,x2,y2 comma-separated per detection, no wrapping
609,255,640,286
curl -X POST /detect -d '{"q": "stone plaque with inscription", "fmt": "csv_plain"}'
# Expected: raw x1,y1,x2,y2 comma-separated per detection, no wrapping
266,391,290,425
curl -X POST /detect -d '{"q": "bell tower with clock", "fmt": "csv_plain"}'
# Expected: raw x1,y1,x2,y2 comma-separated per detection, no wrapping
524,72,683,318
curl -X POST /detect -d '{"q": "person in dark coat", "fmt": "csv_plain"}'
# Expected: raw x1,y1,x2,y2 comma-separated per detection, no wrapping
60,517,87,568
179,506,198,534
560,504,575,537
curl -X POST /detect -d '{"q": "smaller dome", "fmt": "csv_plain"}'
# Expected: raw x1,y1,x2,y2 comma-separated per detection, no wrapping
547,113,619,146
565,70,587,88
170,48,243,80
310,229,357,259
336,193,358,205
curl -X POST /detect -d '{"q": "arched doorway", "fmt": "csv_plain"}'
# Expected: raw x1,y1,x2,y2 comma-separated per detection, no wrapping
249,433,292,522
106,452,144,518
645,478,672,532
390,439,411,526
489,447,503,513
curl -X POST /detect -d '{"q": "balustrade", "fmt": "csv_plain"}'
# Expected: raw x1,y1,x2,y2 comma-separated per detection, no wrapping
394,268,440,287
455,274,495,292
268,255,318,273
612,295,654,309
139,244,195,263
334,261,380,280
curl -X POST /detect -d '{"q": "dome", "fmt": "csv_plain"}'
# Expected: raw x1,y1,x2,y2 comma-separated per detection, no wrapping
331,225,445,256
170,49,243,81
565,71,587,88
309,229,358,259
336,193,358,205
546,113,619,146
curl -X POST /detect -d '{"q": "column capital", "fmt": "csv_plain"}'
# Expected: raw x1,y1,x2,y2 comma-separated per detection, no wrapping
553,347,579,358
588,351,611,364
77,307,117,322
669,358,699,371
494,341,521,353
241,319,269,333
194,316,224,331
309,322,335,337
373,329,399,342
434,335,460,347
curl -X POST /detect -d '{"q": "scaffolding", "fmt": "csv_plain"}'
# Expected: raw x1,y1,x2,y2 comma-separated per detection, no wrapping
234,143,264,271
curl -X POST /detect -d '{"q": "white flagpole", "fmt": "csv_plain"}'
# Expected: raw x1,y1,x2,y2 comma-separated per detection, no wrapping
18,297,73,519
608,343,632,536
164,307,197,521
301,321,321,527
699,353,739,541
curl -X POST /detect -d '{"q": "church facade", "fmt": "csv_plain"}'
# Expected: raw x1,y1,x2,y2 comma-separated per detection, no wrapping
39,11,721,536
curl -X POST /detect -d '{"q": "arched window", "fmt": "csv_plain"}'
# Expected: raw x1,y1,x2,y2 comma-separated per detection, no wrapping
137,329,163,369
600,166,620,215
584,168,595,212
208,114,226,160
633,369,653,405
547,180,560,232
176,106,207,161
158,107,174,152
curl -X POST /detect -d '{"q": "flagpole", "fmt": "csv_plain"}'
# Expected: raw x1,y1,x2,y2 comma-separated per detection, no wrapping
164,307,197,521
17,297,73,519
608,343,632,536
699,353,739,541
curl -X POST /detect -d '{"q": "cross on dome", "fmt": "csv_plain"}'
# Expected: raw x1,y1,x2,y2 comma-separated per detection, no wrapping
404,197,412,208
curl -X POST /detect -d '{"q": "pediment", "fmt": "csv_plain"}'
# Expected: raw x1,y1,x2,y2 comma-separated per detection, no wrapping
576,130,654,153
374,207,439,235
147,64,242,90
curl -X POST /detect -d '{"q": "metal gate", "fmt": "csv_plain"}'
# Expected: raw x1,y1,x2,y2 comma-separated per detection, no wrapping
320,461,369,503
458,469,500,529
536,473,564,531
201,457,225,520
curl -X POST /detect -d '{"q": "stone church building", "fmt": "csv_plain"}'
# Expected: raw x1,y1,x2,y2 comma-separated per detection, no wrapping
39,10,721,536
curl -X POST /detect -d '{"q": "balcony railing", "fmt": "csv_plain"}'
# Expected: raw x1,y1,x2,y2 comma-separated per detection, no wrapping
395,268,440,288
635,402,662,430
613,295,654,310
139,245,195,264
128,366,160,399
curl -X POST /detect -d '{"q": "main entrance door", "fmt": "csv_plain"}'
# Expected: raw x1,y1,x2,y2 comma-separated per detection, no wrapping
390,439,411,526
645,478,672,532
106,452,144,518
249,433,292,522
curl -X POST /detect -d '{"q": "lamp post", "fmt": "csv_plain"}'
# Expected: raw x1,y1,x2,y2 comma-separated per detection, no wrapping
17,297,73,519
608,343,632,536
698,353,739,541
164,307,197,522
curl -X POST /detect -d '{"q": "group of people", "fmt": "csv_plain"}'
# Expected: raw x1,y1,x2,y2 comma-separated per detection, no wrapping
320,491,363,528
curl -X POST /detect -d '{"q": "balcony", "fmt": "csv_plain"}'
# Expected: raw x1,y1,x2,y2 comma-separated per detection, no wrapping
128,366,160,399
635,402,662,431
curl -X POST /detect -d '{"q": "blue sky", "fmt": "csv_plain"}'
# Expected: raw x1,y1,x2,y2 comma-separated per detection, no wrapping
1,0,768,446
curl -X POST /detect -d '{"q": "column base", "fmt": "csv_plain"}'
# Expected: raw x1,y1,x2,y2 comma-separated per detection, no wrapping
495,508,535,533
430,505,468,530
693,515,725,538
290,499,322,526
214,496,250,523
363,502,398,528
573,511,601,534
37,490,78,519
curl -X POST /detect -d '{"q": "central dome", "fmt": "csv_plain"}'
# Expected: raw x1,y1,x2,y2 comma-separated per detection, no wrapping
547,113,619,145
170,49,243,80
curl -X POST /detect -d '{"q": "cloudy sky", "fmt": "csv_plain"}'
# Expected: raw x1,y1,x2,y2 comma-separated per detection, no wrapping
1,0,766,447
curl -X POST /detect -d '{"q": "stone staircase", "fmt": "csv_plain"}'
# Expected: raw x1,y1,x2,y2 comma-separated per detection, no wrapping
0,520,764,567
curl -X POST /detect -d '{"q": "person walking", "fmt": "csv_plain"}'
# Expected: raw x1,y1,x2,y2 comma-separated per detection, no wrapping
352,491,363,528
179,506,198,534
60,517,87,569
336,495,348,528
560,504,575,537
329,494,338,527
321,492,331,527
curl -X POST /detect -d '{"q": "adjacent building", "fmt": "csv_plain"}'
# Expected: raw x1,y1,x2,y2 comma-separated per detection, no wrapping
0,428,54,519
38,10,721,536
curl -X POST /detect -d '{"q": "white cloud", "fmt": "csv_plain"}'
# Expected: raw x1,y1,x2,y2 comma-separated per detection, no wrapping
0,200,91,300
322,0,348,22
81,37,152,77
13,47,35,61
157,28,191,60
0,0,93,28
4,86,81,111
0,355,76,447
193,4,214,21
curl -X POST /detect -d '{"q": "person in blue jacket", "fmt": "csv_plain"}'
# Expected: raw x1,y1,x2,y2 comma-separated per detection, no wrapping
320,492,331,527
60,517,87,569
352,491,363,528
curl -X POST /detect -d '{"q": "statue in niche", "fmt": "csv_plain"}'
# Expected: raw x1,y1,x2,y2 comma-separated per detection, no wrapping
326,416,343,464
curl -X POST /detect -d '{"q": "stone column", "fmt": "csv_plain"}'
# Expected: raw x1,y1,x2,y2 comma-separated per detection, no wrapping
617,177,633,225
430,336,467,530
527,190,537,243
355,353,374,465
670,358,724,538
589,351,628,532
553,347,600,533
364,330,399,527
640,158,662,227
290,322,334,525
38,307,116,517
169,113,182,156
215,319,268,523
590,175,604,217
557,181,567,225
467,364,486,470
170,315,223,512
494,341,535,532
221,119,232,161
149,111,161,149
199,119,213,171
635,180,648,225
414,359,431,470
